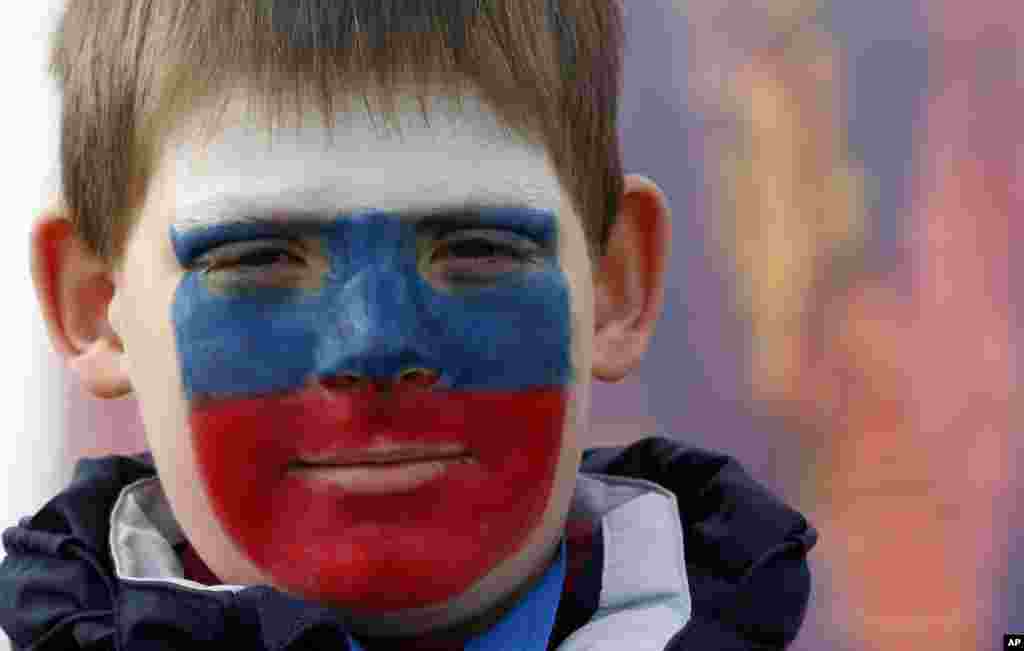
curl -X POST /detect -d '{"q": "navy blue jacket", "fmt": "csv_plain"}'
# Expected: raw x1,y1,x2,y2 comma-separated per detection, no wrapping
0,436,818,649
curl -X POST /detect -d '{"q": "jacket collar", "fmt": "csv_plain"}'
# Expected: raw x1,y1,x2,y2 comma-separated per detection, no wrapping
107,459,691,650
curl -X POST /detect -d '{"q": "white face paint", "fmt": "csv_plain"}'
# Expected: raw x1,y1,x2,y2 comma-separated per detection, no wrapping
172,92,564,234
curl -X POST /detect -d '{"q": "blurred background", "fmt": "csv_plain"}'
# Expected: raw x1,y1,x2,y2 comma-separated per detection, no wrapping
2,1,1019,650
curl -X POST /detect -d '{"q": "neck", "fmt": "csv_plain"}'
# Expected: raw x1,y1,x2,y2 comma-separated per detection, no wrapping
355,540,561,651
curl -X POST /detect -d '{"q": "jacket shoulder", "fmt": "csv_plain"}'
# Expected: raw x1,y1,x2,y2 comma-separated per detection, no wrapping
581,436,819,650
0,452,156,650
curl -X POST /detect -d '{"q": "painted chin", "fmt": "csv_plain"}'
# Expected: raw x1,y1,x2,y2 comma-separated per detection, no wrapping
189,385,567,611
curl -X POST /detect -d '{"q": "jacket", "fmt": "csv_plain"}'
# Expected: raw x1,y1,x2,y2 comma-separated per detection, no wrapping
0,436,819,650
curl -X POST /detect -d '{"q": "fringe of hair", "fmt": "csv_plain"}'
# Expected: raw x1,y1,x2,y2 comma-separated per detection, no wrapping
49,0,625,268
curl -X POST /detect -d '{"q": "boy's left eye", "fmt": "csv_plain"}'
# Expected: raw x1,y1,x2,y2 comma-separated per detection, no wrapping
428,229,540,279
432,237,527,261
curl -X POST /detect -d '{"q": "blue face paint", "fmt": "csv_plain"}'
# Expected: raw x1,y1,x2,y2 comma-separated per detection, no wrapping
170,207,572,402
169,206,575,610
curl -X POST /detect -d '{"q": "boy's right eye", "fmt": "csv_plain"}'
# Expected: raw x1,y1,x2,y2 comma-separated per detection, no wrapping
207,247,302,271
198,240,307,280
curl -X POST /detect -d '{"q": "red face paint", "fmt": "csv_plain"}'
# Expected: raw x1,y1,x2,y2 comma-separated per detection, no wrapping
190,384,565,611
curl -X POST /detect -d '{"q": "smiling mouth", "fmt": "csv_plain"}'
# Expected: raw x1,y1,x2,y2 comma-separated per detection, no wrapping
290,452,470,469
290,443,470,468
284,451,474,495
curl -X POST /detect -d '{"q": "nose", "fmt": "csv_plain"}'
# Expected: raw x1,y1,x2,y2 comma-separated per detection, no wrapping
321,367,440,392
320,266,443,380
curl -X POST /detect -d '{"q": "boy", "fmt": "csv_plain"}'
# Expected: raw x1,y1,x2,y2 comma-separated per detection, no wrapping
0,1,818,649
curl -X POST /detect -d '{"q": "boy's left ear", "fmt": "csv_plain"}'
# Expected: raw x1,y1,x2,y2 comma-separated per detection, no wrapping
591,174,671,383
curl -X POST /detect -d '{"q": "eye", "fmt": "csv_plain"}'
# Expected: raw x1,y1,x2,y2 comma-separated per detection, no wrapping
428,229,540,280
200,241,306,276
433,237,525,261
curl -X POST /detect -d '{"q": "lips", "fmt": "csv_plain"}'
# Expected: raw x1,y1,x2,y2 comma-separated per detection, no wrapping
292,443,470,467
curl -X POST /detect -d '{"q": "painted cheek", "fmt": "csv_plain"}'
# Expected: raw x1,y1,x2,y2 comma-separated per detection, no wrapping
171,212,573,610
191,387,566,609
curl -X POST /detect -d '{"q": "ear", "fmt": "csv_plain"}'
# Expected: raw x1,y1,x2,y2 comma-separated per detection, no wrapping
30,202,132,399
591,174,671,383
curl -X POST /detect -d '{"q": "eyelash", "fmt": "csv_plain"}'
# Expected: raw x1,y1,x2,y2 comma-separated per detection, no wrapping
199,232,538,276
430,236,534,263
200,245,304,275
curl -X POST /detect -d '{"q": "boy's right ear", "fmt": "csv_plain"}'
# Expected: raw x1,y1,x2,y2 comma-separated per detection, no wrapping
29,201,132,399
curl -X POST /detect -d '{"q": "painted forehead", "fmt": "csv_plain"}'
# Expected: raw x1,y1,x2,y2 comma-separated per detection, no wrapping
171,92,563,232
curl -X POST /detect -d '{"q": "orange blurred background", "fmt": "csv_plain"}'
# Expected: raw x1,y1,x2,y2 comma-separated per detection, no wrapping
683,0,1020,648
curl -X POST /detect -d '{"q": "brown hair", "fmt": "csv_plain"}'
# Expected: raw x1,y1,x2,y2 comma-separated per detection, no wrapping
48,0,626,270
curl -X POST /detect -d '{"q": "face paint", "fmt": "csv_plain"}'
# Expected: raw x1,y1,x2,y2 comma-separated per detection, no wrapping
169,205,572,611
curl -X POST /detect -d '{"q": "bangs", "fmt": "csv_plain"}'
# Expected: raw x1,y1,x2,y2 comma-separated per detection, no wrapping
50,1,624,266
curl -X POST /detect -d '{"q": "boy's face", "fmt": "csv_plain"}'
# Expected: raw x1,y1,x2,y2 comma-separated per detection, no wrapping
106,89,596,631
